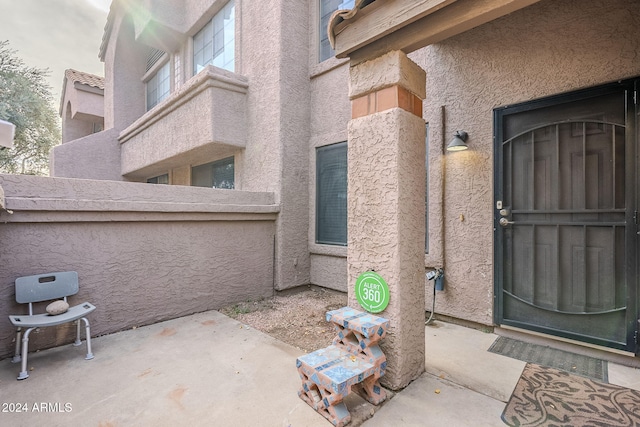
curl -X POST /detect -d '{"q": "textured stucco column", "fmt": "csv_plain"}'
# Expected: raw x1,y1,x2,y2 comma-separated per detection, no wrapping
347,51,426,390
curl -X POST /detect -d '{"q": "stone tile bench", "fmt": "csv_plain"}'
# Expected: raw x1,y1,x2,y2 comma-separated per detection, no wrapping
296,307,389,426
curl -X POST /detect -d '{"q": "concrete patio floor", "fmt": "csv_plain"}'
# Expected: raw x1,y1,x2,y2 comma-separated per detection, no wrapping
1,310,639,427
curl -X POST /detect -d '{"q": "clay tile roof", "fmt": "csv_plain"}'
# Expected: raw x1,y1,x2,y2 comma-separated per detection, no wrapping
65,69,104,90
328,0,377,49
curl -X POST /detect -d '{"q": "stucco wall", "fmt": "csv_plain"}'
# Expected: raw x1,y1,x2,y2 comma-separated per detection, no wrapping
104,12,147,132
0,175,277,359
410,0,640,325
307,58,352,291
239,1,281,194
50,128,123,181
60,85,104,144
239,0,313,289
273,1,312,290
61,112,96,145
310,253,347,292
119,66,248,179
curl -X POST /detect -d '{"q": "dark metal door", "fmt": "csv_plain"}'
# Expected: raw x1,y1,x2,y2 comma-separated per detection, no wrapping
494,80,638,352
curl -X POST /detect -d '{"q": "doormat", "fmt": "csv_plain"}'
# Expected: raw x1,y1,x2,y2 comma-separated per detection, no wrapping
488,336,608,382
501,363,640,427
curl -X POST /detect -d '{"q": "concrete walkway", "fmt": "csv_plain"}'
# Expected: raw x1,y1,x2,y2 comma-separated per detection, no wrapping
1,311,639,427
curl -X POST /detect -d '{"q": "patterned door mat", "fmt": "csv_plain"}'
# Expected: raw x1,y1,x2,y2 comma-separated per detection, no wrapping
502,363,640,427
488,336,608,382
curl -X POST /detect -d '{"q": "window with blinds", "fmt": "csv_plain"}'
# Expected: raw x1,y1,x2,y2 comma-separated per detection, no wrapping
146,48,164,72
316,142,347,245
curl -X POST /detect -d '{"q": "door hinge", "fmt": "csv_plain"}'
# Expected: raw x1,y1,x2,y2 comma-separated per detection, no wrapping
634,210,639,225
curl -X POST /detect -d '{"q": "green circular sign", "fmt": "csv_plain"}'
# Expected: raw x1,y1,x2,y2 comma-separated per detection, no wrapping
355,271,390,313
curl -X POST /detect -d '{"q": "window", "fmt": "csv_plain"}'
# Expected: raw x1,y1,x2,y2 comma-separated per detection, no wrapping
319,0,354,62
192,157,235,189
193,1,235,73
147,174,169,185
146,61,170,111
316,142,347,245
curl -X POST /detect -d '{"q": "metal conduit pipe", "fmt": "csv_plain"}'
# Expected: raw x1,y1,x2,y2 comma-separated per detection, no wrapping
425,268,443,325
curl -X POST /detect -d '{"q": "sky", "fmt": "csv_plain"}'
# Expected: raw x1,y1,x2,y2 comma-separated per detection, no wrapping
0,0,111,110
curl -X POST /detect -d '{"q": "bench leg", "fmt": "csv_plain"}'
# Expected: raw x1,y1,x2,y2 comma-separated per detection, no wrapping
74,317,94,360
12,328,22,363
17,328,35,380
356,376,387,405
74,319,82,346
298,374,351,427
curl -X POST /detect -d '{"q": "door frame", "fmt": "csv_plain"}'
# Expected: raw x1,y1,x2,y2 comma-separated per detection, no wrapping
493,78,639,353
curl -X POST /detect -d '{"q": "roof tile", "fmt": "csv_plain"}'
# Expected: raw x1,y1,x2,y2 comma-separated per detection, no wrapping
65,69,104,90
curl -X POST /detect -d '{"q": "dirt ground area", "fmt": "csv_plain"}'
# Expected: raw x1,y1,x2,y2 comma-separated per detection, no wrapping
219,286,348,352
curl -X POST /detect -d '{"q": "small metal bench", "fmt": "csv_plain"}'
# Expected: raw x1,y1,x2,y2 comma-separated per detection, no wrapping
297,307,388,426
8,271,96,380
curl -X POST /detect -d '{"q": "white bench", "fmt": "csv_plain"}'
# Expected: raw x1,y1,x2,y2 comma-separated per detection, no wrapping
8,271,96,380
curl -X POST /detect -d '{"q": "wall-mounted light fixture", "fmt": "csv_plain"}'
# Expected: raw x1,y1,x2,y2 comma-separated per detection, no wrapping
446,130,468,152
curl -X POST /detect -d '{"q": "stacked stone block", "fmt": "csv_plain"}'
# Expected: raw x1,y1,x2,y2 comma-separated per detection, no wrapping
296,307,388,426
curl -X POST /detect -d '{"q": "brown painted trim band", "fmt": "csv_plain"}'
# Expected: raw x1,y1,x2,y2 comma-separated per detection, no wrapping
351,85,423,119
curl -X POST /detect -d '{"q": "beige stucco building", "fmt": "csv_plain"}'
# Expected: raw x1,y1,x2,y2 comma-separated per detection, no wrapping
45,0,640,385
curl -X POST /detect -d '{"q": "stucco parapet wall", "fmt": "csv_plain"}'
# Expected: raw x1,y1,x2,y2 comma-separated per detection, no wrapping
0,175,277,222
119,66,248,178
348,50,426,100
119,66,248,143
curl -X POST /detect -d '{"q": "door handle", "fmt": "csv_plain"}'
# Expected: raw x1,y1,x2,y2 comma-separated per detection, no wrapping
499,218,514,227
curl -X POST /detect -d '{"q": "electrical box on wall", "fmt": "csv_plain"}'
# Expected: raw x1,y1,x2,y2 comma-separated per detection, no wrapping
427,268,444,291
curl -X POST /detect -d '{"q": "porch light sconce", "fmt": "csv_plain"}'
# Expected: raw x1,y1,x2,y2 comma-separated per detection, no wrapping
446,131,469,152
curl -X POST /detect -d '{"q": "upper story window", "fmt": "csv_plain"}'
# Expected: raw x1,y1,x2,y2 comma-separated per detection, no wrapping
146,61,170,111
193,1,235,73
319,0,354,62
192,156,235,189
316,142,347,245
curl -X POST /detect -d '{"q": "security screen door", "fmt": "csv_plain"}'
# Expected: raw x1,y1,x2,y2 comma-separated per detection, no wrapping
494,80,638,352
